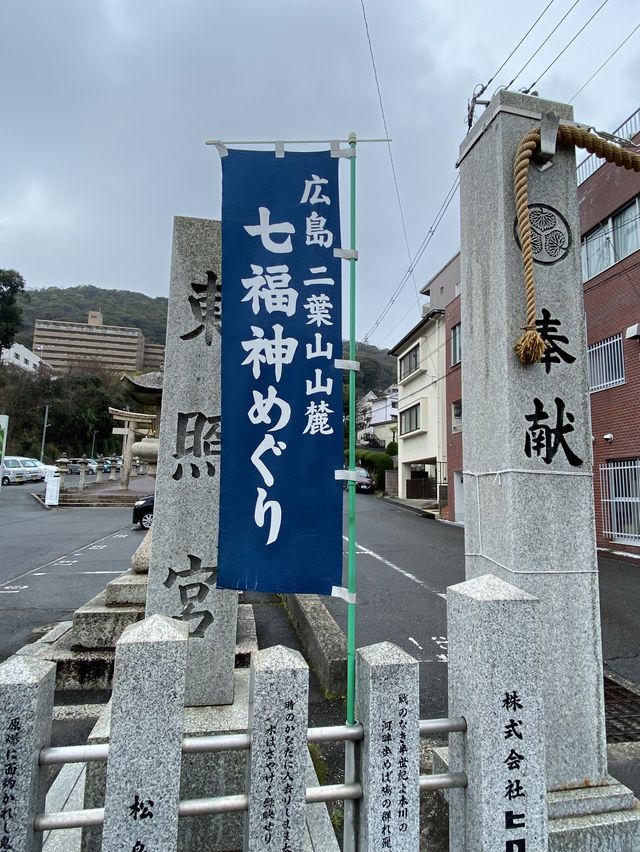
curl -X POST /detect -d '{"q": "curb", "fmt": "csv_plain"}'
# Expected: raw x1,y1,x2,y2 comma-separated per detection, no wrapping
282,594,347,697
381,494,437,518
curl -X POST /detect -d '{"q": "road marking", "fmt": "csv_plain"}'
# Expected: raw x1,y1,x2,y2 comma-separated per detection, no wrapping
113,534,129,538
76,571,124,575
0,523,133,589
88,545,108,550
343,536,446,600
407,637,423,651
56,560,77,565
0,585,28,593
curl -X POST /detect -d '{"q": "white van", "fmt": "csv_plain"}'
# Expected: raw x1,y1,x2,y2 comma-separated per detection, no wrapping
1,457,27,486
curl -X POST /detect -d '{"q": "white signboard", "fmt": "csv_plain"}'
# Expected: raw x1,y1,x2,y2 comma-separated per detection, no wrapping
0,415,8,495
45,469,60,506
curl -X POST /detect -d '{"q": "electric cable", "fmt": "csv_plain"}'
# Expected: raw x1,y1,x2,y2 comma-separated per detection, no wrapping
502,0,582,90
359,0,421,312
569,22,640,102
521,0,609,93
364,176,460,343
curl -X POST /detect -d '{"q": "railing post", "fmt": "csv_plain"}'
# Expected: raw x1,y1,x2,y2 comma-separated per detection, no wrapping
0,656,56,852
356,642,420,851
245,646,309,852
102,614,188,852
448,574,548,851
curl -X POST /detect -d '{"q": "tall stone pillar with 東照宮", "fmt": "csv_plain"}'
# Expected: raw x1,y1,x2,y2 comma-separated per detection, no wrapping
146,216,237,707
458,90,640,840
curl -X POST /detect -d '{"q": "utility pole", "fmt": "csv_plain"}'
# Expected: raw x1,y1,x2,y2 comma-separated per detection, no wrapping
39,404,49,462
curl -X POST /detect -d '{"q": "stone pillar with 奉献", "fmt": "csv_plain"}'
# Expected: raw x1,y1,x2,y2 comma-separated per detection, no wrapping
458,88,640,846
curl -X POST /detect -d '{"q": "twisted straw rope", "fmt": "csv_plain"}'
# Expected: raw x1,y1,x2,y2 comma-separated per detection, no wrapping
513,125,640,364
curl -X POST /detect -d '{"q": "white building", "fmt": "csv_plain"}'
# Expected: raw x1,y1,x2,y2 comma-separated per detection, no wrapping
0,342,49,374
389,307,447,501
359,386,398,449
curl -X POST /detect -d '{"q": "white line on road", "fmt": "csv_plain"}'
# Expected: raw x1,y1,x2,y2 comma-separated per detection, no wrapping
76,571,124,575
407,636,423,651
343,537,446,600
0,524,132,589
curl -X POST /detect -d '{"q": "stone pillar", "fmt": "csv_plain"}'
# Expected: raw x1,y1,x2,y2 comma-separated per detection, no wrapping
356,642,419,851
448,574,548,851
0,656,56,852
96,456,104,483
108,457,117,481
55,456,68,490
245,646,309,852
78,455,87,492
459,90,606,789
102,615,188,852
146,216,237,706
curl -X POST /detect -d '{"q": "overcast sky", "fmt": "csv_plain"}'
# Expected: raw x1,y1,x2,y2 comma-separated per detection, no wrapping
2,0,639,347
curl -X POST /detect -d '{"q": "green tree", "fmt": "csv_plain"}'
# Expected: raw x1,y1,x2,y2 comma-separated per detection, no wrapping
0,269,27,360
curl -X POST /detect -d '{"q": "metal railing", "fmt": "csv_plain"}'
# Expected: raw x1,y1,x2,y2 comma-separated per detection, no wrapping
35,717,468,832
577,108,640,185
600,459,640,545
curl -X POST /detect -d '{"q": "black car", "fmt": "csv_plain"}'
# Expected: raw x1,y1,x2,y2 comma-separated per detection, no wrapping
354,468,375,493
133,494,154,529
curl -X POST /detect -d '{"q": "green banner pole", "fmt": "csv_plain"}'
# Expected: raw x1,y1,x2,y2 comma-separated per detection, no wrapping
343,131,358,852
346,130,358,726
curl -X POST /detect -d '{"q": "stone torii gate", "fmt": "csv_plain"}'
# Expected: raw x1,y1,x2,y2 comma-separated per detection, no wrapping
108,407,157,488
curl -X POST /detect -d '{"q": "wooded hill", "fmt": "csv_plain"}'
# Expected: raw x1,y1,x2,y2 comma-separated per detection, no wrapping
15,284,397,393
15,285,169,348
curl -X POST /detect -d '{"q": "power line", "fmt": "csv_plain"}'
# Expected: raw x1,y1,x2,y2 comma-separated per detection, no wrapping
359,0,421,312
569,21,640,102
502,0,582,90
467,1,555,127
522,0,609,93
364,176,460,343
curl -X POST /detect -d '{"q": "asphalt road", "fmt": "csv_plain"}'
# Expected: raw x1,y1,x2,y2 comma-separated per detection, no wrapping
327,493,640,719
0,480,144,661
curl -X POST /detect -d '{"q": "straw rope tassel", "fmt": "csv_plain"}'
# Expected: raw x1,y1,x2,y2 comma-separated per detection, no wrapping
513,125,640,365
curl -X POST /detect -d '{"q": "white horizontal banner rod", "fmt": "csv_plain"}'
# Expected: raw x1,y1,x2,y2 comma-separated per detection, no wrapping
205,137,390,146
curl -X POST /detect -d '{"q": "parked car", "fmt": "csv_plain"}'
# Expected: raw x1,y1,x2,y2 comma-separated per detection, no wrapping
1,458,27,486
67,458,98,474
2,456,41,482
354,467,375,493
133,494,154,529
343,467,375,493
22,458,59,480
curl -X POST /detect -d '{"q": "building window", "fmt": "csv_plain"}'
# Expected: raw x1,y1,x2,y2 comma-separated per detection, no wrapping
582,197,640,280
600,459,640,545
399,345,419,380
400,403,420,435
451,323,461,366
588,334,625,392
452,400,462,432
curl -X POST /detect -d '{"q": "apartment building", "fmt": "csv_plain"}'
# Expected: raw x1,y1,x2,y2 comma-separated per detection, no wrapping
389,306,447,501
32,311,164,374
0,342,50,374
578,109,640,556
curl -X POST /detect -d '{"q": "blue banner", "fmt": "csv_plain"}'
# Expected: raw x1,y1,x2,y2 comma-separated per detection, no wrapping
217,149,344,594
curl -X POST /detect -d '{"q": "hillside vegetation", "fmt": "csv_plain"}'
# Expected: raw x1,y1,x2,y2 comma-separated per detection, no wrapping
15,284,168,347
14,284,396,393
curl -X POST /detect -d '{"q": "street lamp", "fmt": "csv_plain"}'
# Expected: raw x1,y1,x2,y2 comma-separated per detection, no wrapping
90,430,98,459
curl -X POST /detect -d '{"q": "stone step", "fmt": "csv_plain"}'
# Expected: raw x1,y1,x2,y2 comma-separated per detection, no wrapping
73,591,144,648
548,780,637,819
549,803,640,849
16,605,257,692
105,572,148,605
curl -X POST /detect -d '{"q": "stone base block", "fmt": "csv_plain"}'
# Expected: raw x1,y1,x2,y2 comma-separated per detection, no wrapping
431,746,640,850
104,572,148,606
82,670,251,852
15,606,257,692
549,806,640,850
131,528,152,574
73,591,144,648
